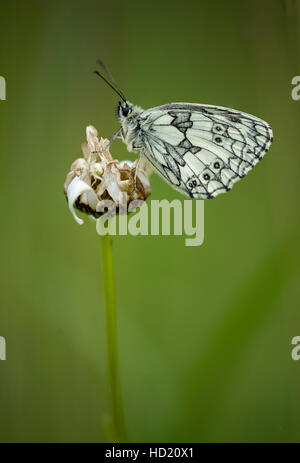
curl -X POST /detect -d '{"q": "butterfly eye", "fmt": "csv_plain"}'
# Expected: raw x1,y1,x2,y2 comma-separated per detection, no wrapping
122,105,131,117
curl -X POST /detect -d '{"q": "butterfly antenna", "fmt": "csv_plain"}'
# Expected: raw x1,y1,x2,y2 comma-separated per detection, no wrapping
96,59,125,97
94,60,127,102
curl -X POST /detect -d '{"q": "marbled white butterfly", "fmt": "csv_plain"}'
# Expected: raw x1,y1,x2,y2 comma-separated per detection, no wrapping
95,61,273,199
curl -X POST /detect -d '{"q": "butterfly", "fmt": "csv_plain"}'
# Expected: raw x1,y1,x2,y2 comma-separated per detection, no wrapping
94,61,273,199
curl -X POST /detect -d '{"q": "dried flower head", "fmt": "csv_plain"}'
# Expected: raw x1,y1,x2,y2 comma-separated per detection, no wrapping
64,125,151,224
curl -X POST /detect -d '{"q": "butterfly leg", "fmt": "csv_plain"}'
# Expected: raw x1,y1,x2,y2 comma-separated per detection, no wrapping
133,153,142,192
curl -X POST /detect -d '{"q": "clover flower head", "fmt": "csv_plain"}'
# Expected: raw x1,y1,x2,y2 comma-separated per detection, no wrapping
64,125,151,224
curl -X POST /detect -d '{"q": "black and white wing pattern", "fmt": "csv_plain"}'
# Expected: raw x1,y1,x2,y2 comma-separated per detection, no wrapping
138,103,273,199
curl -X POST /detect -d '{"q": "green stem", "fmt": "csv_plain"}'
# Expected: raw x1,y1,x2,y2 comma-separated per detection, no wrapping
101,234,126,442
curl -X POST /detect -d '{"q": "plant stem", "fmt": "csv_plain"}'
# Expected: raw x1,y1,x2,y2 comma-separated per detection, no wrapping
101,233,126,442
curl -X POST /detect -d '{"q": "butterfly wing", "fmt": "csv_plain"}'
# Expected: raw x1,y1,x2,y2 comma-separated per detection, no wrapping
137,103,273,199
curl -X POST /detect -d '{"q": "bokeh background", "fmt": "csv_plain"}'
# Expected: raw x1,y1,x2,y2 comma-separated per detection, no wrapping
0,0,300,443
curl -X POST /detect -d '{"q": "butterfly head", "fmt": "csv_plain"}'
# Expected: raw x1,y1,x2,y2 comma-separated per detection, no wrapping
116,101,134,121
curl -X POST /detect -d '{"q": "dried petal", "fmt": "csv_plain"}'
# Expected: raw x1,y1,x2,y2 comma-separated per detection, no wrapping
67,177,98,225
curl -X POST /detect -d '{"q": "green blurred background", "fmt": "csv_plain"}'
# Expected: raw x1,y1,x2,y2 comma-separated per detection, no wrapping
0,0,300,443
